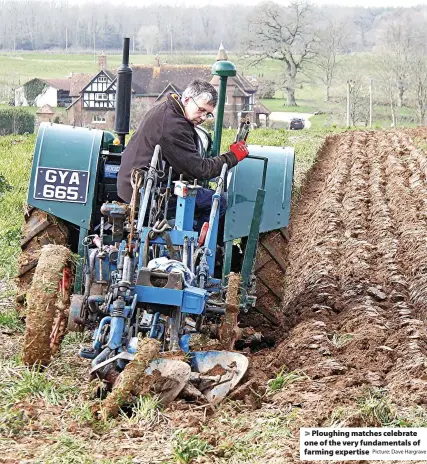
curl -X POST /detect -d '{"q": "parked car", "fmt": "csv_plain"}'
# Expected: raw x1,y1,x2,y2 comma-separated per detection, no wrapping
289,117,305,130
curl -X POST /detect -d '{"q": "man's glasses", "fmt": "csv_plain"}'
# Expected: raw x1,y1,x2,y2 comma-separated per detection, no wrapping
191,96,214,119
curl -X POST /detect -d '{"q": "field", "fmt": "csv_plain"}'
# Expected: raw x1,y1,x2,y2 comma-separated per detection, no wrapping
2,126,427,462
0,50,419,130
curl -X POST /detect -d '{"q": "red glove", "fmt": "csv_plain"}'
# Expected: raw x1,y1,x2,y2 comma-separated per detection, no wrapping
230,140,249,161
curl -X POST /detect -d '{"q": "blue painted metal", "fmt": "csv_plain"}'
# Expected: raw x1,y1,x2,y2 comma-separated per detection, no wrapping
104,164,120,178
27,123,103,228
94,253,113,282
134,286,183,306
174,185,197,231
93,316,112,351
224,145,295,241
126,336,139,354
182,286,207,315
140,228,198,246
149,312,161,338
179,334,191,353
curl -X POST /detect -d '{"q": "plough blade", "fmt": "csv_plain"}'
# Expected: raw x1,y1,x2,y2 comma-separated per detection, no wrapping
145,358,191,405
190,351,249,404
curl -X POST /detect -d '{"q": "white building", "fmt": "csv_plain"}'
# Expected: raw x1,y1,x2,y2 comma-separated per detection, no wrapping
15,78,71,107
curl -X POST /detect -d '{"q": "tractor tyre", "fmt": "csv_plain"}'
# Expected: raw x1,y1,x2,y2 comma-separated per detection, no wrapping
16,206,69,315
22,244,72,366
252,228,289,326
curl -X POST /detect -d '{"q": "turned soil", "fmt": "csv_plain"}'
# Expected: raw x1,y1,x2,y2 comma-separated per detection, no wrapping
2,129,427,463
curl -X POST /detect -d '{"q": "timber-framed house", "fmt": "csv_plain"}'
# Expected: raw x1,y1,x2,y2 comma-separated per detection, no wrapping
81,70,116,110
66,46,269,129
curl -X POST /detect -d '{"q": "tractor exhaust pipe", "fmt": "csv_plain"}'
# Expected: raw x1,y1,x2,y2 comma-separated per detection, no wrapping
114,37,132,148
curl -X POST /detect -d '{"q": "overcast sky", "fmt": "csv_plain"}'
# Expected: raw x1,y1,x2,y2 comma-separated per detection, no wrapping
68,0,427,7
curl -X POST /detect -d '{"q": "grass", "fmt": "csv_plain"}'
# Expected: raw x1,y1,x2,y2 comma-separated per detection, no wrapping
35,433,135,464
0,308,25,331
328,387,398,427
267,366,308,393
0,362,77,406
355,387,397,426
327,332,354,348
213,407,297,462
0,358,79,437
172,430,211,464
124,394,163,424
0,134,35,278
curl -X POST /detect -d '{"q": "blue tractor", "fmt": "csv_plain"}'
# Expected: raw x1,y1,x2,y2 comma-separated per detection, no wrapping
19,39,294,404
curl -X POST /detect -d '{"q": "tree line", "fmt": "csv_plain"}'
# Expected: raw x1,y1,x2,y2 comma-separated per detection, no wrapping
0,0,419,54
2,0,427,121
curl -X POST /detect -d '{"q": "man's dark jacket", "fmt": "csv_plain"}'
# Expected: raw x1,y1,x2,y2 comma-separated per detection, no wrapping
117,94,238,203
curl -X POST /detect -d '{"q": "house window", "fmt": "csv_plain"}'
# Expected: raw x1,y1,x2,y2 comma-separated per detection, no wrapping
98,76,107,83
92,115,106,123
95,93,108,101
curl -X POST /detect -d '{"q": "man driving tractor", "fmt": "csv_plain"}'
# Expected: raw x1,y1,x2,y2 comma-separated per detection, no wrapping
117,79,249,230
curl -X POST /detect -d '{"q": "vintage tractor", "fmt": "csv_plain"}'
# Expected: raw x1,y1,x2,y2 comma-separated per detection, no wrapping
19,39,294,404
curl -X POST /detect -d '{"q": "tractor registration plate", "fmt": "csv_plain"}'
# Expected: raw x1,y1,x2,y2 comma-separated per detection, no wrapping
34,167,90,203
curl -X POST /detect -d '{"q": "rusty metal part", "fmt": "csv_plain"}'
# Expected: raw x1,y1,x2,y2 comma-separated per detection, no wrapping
218,272,242,349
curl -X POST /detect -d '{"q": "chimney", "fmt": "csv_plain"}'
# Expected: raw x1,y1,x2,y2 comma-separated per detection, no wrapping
98,51,107,71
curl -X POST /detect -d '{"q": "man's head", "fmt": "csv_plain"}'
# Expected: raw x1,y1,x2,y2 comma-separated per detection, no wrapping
181,79,217,126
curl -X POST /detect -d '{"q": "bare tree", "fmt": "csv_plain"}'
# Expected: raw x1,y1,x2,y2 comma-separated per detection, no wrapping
243,1,319,106
130,99,151,131
137,25,160,54
408,46,427,125
315,19,348,102
373,55,399,126
374,11,423,108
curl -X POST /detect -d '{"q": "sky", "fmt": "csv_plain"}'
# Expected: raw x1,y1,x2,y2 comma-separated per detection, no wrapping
68,0,427,6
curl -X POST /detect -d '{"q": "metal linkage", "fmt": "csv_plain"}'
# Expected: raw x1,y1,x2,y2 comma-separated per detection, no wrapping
137,145,162,233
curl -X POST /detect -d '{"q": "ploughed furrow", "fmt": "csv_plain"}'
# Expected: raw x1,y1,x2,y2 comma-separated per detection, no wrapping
254,129,427,433
396,132,427,315
281,134,352,319
265,133,352,379
380,132,427,390
338,131,373,291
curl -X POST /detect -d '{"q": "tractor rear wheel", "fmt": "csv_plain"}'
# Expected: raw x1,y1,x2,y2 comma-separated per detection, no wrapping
252,228,289,326
16,207,69,314
22,244,72,366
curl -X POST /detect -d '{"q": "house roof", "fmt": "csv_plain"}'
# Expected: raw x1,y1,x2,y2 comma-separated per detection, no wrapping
253,101,271,115
211,72,256,96
131,65,212,95
65,62,257,102
36,104,55,114
69,73,93,97
44,78,71,91
66,95,81,111
130,64,256,97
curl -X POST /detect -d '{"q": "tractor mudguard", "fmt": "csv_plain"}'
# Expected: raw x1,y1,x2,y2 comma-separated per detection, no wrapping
27,123,104,228
224,145,294,241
